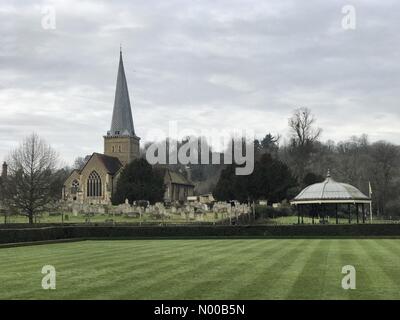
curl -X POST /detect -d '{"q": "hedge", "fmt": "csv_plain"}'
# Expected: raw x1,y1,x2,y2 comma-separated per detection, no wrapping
2,224,400,244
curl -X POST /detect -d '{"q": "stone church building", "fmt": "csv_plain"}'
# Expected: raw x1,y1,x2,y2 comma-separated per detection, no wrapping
62,51,194,204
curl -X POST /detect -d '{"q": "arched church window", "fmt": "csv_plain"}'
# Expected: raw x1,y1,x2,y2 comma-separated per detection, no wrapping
118,145,121,152
71,179,79,195
112,146,115,153
87,171,102,197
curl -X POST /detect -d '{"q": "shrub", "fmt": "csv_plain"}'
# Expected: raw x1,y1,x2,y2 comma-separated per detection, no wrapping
384,199,400,219
2,224,400,244
255,205,293,219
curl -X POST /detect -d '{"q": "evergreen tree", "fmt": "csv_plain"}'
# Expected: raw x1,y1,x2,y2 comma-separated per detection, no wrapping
302,172,325,187
213,165,236,201
214,153,296,203
112,158,165,205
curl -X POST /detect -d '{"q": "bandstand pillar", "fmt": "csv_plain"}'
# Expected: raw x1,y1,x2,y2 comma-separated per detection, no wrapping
362,203,366,224
356,203,359,224
335,203,339,224
348,204,351,224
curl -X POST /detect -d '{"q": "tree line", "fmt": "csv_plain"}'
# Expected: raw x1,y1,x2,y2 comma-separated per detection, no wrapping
214,108,400,218
1,107,399,224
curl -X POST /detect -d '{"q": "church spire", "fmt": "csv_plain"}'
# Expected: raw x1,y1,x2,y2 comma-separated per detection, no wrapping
108,49,135,137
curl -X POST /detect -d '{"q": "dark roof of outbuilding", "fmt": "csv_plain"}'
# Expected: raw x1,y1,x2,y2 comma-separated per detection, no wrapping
164,168,194,186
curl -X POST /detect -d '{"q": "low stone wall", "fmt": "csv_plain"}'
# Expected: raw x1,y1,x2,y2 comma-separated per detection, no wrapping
2,224,400,244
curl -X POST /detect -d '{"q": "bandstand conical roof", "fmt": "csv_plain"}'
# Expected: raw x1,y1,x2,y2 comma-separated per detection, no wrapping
291,170,371,205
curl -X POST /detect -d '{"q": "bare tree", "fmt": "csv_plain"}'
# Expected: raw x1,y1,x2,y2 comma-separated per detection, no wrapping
287,107,322,183
368,141,399,216
289,107,322,146
73,156,87,170
335,135,370,187
4,134,59,224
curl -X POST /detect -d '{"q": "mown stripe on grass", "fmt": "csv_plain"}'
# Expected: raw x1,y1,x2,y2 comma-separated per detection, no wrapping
336,239,362,300
112,240,266,300
0,240,202,299
342,240,388,299
172,239,291,299
52,240,224,299
318,239,348,300
358,240,400,299
227,240,310,299
242,239,319,299
2,240,400,299
269,239,320,299
285,240,331,299
59,240,246,299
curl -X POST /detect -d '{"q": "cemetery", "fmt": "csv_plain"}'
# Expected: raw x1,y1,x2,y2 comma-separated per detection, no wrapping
58,199,251,224
0,199,252,225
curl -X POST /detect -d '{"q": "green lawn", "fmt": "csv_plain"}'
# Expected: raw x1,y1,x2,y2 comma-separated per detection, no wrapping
1,239,400,299
257,216,398,225
3,213,396,225
2,212,220,224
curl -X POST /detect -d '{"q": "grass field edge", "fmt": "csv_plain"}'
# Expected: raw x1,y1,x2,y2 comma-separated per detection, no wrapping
4,235,400,249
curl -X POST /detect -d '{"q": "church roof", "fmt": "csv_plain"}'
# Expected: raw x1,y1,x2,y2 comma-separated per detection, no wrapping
95,153,123,175
108,50,135,137
78,153,123,176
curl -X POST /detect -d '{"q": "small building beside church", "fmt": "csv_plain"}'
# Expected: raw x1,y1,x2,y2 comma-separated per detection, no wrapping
62,51,194,204
163,168,195,202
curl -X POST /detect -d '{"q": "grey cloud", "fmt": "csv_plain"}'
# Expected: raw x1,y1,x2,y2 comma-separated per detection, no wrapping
1,0,400,164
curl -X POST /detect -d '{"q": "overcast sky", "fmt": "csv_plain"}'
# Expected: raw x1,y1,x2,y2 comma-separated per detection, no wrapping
1,0,399,165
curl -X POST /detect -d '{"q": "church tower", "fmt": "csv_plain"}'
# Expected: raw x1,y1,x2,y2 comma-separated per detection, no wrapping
104,49,140,165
